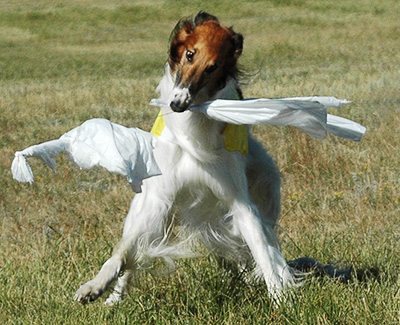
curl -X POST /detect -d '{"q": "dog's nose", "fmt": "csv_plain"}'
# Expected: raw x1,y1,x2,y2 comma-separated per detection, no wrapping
170,100,189,112
170,87,191,112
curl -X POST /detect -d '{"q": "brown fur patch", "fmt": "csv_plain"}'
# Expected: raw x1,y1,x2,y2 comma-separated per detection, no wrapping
168,12,243,99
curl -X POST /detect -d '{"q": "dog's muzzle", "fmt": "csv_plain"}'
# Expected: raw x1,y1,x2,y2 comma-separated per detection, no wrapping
170,87,191,112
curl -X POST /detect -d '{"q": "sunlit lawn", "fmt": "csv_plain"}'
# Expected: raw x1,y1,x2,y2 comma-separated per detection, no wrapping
1,1,399,323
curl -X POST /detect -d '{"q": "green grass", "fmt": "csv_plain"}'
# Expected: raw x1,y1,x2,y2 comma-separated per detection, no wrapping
1,0,400,323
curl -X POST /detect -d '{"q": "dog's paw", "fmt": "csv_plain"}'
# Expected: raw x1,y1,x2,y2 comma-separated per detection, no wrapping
74,280,104,304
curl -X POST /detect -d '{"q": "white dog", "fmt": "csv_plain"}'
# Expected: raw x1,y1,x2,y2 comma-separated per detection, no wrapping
74,11,297,305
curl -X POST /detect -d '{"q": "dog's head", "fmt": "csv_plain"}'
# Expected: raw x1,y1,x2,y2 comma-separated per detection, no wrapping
168,11,243,112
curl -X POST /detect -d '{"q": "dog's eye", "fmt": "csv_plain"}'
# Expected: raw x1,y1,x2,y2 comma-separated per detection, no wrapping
205,63,218,74
186,50,195,62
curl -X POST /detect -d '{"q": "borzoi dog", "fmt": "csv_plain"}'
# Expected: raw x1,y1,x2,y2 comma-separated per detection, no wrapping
74,11,296,305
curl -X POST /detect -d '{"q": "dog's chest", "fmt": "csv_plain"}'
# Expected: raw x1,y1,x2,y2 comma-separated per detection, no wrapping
174,182,229,226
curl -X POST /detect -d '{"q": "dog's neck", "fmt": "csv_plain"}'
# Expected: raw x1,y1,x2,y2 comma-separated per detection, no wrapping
155,64,241,161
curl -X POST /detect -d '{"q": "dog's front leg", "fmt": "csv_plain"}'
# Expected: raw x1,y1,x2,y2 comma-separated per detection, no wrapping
232,200,295,301
74,254,124,304
73,227,143,304
203,152,295,301
74,184,173,304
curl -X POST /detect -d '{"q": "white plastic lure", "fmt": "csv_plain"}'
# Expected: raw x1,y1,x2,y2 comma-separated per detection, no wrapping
12,97,366,190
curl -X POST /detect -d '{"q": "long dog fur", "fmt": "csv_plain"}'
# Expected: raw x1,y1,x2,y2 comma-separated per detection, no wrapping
74,11,297,305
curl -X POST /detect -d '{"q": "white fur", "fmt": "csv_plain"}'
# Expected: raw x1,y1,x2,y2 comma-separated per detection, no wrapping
170,86,191,109
74,64,296,306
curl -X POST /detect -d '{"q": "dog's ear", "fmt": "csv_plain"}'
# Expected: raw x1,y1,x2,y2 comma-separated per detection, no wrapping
194,11,219,26
168,19,194,65
231,31,243,60
169,18,194,44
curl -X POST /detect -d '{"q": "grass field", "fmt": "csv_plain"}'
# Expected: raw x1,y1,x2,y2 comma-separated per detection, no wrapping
1,0,399,323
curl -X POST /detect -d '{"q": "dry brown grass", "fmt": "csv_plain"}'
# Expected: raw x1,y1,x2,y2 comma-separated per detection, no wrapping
1,0,399,323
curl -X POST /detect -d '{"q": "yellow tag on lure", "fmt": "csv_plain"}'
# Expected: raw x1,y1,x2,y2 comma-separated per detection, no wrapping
151,111,249,155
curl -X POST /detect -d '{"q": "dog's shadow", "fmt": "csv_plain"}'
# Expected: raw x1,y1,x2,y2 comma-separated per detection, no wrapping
287,257,382,283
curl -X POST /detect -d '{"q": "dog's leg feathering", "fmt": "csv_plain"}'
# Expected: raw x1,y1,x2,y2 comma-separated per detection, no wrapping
232,200,296,301
74,179,173,304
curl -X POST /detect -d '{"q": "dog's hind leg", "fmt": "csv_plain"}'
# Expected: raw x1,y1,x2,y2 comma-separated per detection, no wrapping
246,136,282,225
103,270,133,306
